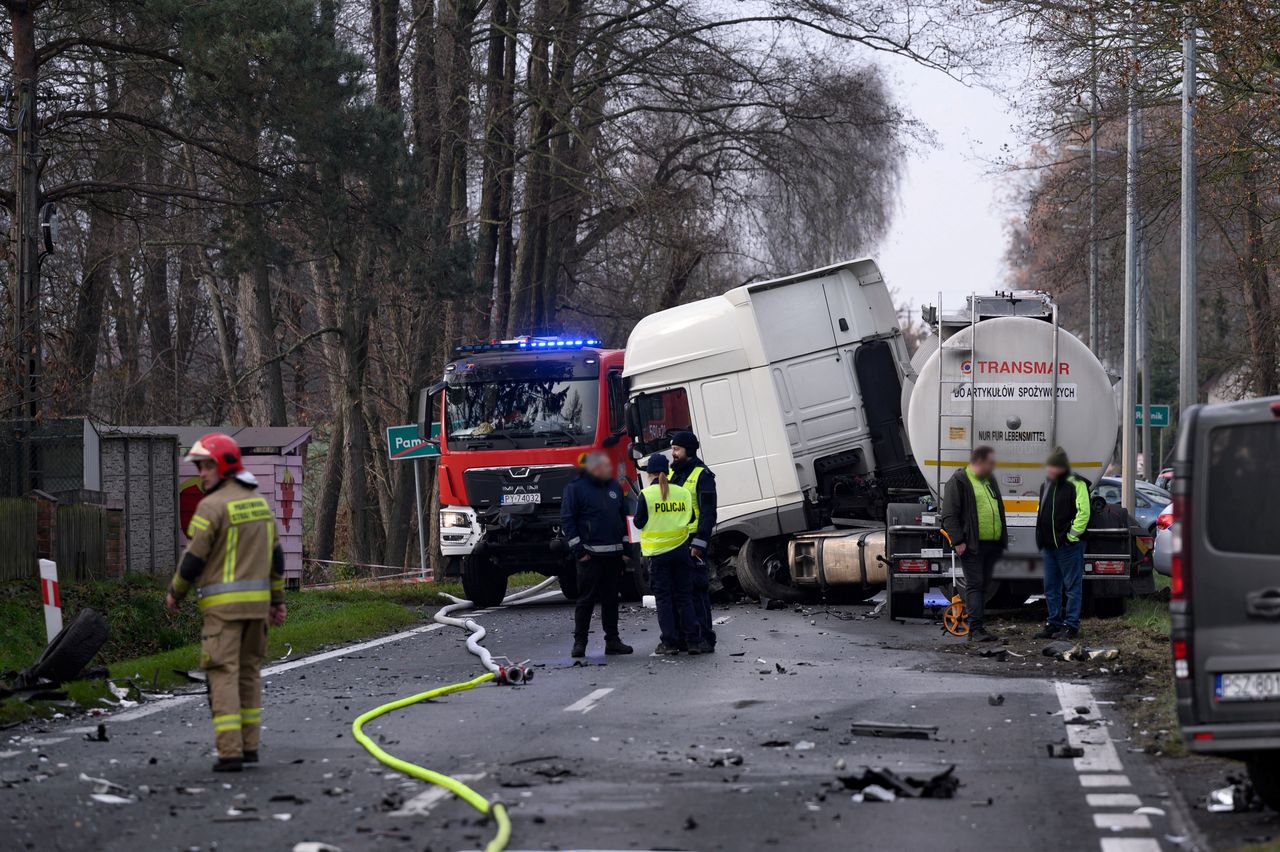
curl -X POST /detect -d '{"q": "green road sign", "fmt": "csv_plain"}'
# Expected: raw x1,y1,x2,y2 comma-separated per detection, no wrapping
387,423,440,461
1134,405,1170,428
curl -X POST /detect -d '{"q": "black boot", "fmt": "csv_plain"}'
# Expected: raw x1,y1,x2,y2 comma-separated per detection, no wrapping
654,643,681,655
571,640,587,658
242,750,259,764
213,757,243,773
1034,625,1062,640
604,639,634,655
692,640,715,655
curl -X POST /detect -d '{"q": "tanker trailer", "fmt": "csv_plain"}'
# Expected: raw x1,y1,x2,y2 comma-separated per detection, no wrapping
883,291,1138,619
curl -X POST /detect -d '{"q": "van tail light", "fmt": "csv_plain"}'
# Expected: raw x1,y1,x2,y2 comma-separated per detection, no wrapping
1170,493,1190,601
1173,639,1190,680
897,559,930,573
1091,560,1127,575
1156,510,1173,530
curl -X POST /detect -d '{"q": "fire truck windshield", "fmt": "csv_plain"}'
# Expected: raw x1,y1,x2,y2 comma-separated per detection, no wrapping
445,377,599,449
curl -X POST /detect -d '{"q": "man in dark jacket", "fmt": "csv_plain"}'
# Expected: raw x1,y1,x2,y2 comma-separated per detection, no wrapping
668,431,717,650
1034,446,1092,640
560,451,634,658
940,445,1008,643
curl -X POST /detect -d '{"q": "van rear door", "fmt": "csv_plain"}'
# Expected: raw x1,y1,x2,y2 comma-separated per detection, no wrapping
1189,399,1280,724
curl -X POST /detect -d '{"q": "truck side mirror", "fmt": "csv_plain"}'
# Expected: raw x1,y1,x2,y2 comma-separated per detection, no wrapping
624,396,644,452
418,382,446,438
601,433,621,448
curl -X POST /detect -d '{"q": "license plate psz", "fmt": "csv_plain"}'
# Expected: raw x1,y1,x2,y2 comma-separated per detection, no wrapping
1216,671,1280,702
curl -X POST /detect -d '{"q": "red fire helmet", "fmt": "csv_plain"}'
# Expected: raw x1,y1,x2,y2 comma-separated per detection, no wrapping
184,433,244,479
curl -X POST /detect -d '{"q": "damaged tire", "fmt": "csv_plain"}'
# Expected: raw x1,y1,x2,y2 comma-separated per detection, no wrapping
735,538,805,603
26,607,109,685
462,555,507,608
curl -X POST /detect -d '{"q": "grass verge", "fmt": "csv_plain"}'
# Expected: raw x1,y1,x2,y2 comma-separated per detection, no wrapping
0,572,543,725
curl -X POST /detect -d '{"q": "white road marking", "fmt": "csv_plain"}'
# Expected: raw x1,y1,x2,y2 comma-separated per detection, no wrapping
564,687,614,714
1086,793,1142,808
66,623,449,733
1100,840,1163,852
1055,682,1123,772
1093,813,1153,830
1080,774,1132,787
0,750,23,759
389,773,486,816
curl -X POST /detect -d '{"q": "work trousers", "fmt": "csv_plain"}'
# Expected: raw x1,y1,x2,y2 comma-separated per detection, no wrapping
960,542,1002,631
200,615,268,759
648,547,700,647
689,553,716,647
573,553,623,643
1042,540,1085,631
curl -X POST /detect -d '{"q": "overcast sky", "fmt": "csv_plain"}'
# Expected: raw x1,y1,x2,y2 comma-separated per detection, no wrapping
874,58,1026,319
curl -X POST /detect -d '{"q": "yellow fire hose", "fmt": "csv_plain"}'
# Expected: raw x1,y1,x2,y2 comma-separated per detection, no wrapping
351,670,512,851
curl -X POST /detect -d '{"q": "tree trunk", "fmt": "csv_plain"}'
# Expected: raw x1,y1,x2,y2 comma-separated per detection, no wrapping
1239,164,1278,397
510,0,553,335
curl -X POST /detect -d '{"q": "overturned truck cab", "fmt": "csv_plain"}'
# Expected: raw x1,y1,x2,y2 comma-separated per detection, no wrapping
622,258,929,601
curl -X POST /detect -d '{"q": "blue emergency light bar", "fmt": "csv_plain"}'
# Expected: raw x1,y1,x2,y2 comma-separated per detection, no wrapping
452,335,602,355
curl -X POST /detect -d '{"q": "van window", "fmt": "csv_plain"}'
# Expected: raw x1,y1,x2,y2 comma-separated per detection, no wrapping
1207,422,1280,555
635,388,692,452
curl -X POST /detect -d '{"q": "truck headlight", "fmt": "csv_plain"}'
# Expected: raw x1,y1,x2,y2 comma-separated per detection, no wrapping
441,510,472,529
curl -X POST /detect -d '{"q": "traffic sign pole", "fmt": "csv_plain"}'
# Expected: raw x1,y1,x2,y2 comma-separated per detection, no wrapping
387,423,441,578
413,459,428,579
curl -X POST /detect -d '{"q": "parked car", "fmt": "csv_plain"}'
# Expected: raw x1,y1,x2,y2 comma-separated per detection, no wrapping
1093,476,1172,531
1172,395,1280,811
1152,503,1173,577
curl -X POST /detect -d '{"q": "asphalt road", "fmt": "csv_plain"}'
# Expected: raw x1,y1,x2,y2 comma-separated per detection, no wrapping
4,595,1195,852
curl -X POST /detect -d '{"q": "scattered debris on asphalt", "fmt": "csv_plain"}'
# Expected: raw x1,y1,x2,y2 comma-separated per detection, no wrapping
84,723,109,742
851,783,896,803
760,597,787,611
1041,642,1121,662
760,740,792,748
709,753,744,767
849,721,938,740
1046,744,1085,758
80,771,136,804
774,663,787,674
979,648,1009,661
293,843,343,852
1206,777,1264,813
838,765,959,800
988,694,1004,706
795,740,815,751
712,615,732,625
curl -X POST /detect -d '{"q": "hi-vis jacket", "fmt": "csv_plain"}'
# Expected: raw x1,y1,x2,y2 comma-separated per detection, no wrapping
635,482,693,557
170,478,285,619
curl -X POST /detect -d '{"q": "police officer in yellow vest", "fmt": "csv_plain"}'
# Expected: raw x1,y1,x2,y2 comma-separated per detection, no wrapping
669,431,716,651
634,455,710,655
164,433,286,771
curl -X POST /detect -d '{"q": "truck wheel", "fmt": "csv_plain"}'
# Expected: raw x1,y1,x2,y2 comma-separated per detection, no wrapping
556,565,580,601
1248,755,1280,812
735,538,805,603
461,556,507,608
25,607,109,685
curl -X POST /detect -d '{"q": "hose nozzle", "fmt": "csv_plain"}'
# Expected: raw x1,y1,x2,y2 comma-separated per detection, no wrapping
498,665,528,685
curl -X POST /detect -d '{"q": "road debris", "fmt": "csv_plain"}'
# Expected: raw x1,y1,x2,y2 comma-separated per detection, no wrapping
988,694,1005,707
84,723,109,742
851,784,896,803
709,753,744,767
1046,744,1085,758
712,615,732,625
1041,642,1121,662
1206,777,1264,813
795,740,816,751
90,793,135,805
979,648,1009,661
838,765,959,800
849,721,938,741
760,597,787,611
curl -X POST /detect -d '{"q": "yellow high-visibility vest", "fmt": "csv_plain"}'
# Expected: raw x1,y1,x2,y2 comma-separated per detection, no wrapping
678,465,704,536
639,483,693,556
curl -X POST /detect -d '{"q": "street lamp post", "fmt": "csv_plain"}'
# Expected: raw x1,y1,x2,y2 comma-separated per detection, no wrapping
1121,28,1139,512
1178,16,1198,417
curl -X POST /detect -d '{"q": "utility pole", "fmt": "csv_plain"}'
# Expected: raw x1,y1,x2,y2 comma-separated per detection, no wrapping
1140,237,1151,479
9,78,40,493
1178,15,1198,417
1088,18,1100,353
1121,27,1139,513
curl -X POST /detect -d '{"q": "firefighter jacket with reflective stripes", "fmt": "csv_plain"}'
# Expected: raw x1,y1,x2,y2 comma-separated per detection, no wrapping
560,473,629,557
170,478,285,618
669,458,716,550
636,483,693,556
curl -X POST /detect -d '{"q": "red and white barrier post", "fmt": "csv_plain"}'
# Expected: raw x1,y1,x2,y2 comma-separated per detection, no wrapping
39,559,62,643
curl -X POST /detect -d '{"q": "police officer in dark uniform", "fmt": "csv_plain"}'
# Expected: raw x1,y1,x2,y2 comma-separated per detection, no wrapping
668,431,717,651
560,451,634,658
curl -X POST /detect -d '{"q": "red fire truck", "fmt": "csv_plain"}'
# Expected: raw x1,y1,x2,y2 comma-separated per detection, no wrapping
418,336,639,606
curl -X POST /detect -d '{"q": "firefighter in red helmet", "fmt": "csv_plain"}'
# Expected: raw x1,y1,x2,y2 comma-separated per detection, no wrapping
165,433,287,771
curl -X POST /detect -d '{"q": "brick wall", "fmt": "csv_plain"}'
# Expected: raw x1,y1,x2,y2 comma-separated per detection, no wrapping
32,493,57,560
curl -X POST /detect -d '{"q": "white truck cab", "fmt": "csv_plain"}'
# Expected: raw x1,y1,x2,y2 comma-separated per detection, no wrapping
623,259,928,598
